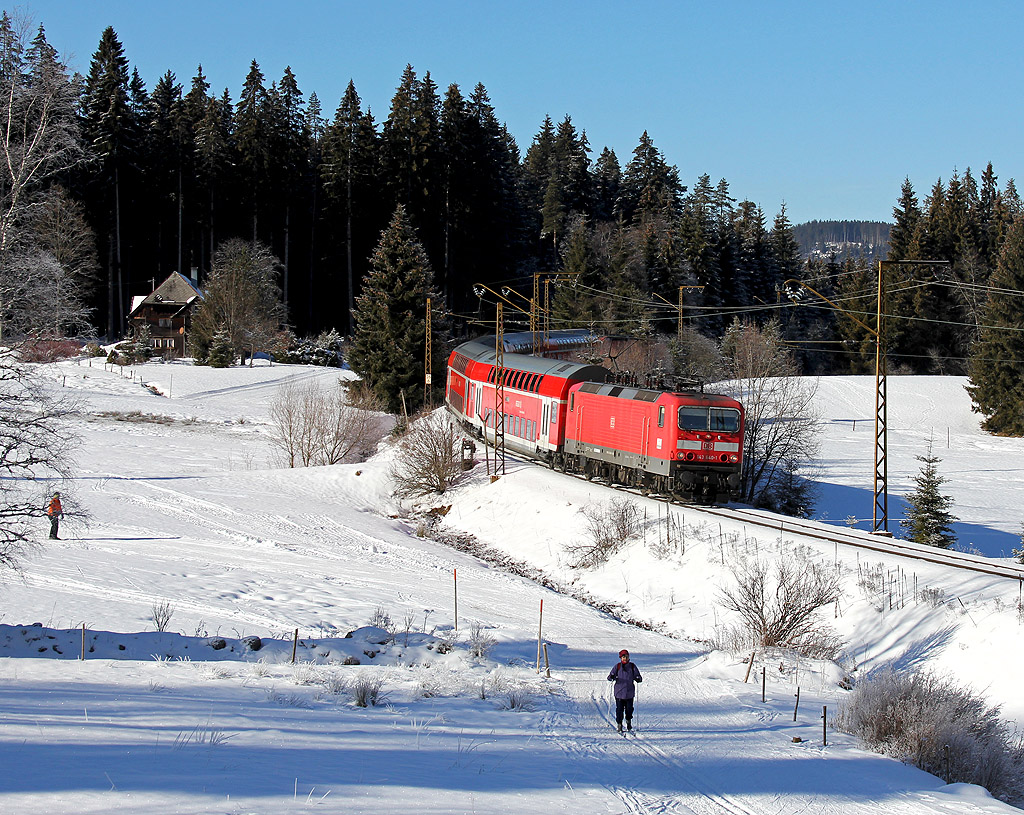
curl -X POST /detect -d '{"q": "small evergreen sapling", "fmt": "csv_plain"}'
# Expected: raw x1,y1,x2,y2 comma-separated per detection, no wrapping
1010,524,1024,564
899,441,958,549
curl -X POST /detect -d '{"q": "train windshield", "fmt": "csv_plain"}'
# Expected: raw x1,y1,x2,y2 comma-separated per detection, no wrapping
678,406,741,433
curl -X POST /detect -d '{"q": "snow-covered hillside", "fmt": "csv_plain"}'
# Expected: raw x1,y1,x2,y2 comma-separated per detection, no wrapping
2,358,1022,815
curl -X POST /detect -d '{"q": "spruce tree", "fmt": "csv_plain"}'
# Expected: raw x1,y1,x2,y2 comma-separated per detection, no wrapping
235,60,269,238
899,441,958,549
966,217,1024,434
348,205,442,413
83,26,134,337
321,79,380,330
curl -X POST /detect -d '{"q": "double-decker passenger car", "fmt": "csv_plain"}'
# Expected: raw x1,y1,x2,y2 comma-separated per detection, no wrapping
445,337,744,503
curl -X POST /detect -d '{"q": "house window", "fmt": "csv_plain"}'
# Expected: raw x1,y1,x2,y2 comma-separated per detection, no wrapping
158,318,172,328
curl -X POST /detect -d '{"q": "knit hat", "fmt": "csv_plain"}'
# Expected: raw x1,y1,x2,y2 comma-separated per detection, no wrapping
619,649,629,657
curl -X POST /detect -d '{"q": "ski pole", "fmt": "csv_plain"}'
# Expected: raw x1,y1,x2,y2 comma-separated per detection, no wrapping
635,683,640,732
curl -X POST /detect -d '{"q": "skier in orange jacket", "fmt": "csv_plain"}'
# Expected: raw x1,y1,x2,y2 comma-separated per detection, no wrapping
47,492,63,540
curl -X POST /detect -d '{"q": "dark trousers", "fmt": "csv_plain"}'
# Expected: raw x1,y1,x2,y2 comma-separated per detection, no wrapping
49,516,59,539
615,697,634,724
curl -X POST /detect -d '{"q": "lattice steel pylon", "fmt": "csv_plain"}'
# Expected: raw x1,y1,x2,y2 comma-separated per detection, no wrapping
494,303,505,477
785,259,947,535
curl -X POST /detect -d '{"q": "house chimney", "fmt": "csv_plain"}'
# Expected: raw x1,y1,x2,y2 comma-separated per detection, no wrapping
190,266,199,284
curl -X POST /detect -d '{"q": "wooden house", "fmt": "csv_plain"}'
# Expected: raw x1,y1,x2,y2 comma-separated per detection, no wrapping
127,272,203,358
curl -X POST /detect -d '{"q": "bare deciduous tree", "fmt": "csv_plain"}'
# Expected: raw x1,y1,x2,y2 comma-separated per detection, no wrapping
268,379,387,468
718,557,841,654
189,239,286,365
389,412,465,499
0,346,79,571
722,319,820,515
0,15,87,342
0,249,92,339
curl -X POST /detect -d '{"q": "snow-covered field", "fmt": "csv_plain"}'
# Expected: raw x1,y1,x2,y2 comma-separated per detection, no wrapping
3,358,1024,814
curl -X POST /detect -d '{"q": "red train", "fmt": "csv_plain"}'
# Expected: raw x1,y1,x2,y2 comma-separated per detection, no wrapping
445,337,745,503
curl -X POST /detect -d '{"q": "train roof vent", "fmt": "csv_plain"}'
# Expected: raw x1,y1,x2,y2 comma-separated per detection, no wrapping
555,363,573,372
579,382,602,394
607,386,623,397
633,390,660,402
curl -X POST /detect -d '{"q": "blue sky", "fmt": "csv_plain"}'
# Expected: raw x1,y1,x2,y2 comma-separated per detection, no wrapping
32,0,1024,224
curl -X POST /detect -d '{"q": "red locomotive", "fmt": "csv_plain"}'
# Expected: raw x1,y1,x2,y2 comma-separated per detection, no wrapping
445,336,744,504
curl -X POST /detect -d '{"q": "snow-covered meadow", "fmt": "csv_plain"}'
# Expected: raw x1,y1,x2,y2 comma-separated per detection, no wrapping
2,358,1024,814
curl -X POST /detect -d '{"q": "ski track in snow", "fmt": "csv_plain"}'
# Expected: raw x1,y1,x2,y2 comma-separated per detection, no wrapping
4,361,1023,814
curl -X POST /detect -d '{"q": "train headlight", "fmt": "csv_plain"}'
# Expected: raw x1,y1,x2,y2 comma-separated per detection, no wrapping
729,454,739,462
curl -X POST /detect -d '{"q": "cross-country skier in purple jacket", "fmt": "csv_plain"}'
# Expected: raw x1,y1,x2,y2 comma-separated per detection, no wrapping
608,649,642,732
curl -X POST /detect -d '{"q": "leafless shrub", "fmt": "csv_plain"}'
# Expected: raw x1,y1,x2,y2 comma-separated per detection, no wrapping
567,498,642,568
292,663,323,686
468,622,496,659
269,379,385,468
708,622,753,652
500,687,535,712
250,658,273,678
321,671,347,695
351,672,387,707
919,586,946,607
721,319,821,516
151,600,175,633
434,628,457,654
389,412,465,499
368,605,393,632
835,669,1024,802
718,557,842,654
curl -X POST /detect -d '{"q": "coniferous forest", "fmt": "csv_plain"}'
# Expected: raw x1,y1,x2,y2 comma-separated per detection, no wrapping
5,16,1024,431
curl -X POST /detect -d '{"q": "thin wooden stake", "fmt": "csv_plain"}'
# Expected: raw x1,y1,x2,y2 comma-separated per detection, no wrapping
81,623,86,661
793,687,800,721
743,651,756,683
542,642,550,678
762,666,766,703
291,628,299,664
822,705,827,746
536,598,544,672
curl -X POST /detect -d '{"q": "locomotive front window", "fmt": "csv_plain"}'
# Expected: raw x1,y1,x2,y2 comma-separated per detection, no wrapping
678,407,709,431
709,408,741,433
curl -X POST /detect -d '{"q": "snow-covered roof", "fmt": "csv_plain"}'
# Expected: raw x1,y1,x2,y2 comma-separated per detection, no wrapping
128,272,203,316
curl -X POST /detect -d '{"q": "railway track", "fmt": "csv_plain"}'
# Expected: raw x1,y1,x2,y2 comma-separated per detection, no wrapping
691,504,1024,582
495,448,1024,584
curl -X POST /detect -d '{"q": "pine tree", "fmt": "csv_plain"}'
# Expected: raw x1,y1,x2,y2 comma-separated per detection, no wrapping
347,205,442,413
966,217,1024,435
899,441,958,549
